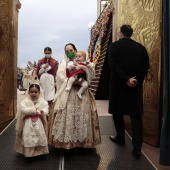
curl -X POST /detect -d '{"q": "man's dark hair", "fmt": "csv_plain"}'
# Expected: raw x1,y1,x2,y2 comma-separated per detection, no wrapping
120,24,133,37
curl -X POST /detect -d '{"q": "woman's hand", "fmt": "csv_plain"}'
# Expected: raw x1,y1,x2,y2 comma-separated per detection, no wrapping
71,65,76,70
75,64,87,71
44,63,49,69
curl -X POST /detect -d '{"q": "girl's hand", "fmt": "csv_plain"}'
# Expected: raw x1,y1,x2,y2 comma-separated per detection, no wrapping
35,111,40,115
31,112,37,116
87,63,91,68
40,110,44,115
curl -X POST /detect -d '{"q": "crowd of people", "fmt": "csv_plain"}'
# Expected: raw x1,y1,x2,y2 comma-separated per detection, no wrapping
15,24,149,158
15,43,101,157
17,64,39,90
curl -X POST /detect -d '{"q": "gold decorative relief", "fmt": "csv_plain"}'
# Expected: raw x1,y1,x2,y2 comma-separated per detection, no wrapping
138,0,160,12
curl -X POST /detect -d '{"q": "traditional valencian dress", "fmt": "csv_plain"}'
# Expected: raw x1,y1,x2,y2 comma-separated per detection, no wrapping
48,55,101,149
37,57,58,101
30,68,39,84
14,87,49,157
22,70,31,90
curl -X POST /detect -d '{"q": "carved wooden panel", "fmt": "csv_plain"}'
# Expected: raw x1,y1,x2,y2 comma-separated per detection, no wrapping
117,0,162,146
0,0,20,132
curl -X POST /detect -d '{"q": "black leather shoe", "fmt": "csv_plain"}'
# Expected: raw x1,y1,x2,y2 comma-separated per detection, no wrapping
109,135,125,145
132,147,141,155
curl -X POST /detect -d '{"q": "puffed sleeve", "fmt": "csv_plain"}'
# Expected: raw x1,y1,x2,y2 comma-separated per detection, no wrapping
20,100,36,115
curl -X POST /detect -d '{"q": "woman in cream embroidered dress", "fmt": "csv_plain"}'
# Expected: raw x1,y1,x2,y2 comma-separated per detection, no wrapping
15,83,49,157
22,68,31,90
48,43,101,149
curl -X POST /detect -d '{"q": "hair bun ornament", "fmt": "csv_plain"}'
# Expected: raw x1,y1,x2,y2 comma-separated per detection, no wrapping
30,82,40,86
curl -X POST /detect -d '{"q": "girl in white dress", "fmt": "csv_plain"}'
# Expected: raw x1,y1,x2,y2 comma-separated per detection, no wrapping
15,83,49,157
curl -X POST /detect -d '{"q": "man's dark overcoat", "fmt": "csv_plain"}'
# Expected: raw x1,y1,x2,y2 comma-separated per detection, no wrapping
108,38,149,116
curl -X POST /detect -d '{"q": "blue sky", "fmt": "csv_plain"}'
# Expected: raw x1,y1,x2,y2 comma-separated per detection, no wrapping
18,0,97,68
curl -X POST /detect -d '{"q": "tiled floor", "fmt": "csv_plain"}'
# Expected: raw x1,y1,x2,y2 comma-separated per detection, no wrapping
17,90,170,170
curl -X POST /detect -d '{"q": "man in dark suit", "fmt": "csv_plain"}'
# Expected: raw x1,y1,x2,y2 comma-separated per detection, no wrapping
108,24,149,155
